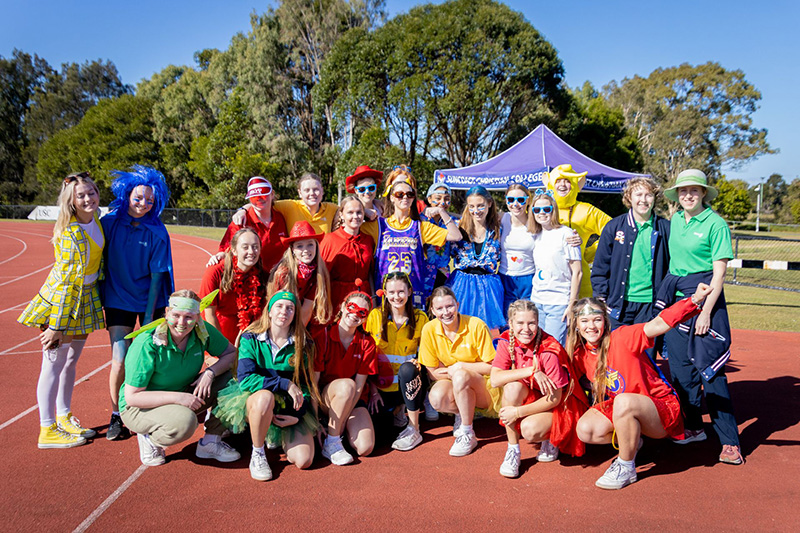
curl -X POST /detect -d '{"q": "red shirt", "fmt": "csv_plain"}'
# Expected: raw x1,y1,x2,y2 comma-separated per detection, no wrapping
315,325,378,401
320,228,375,310
218,207,288,273
493,331,569,391
573,324,675,401
199,262,241,343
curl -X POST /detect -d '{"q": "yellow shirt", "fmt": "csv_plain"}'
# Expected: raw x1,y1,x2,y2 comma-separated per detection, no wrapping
365,308,428,392
361,215,448,248
274,199,339,234
418,314,495,368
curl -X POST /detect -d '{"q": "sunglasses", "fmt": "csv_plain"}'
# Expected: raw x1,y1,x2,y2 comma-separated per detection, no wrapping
64,171,90,186
532,205,554,214
392,190,416,200
354,184,377,194
346,301,369,319
533,188,554,198
506,196,528,205
392,165,412,173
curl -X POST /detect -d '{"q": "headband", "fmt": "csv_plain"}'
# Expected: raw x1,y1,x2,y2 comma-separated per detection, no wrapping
268,291,297,311
467,185,491,199
168,296,200,313
577,304,604,317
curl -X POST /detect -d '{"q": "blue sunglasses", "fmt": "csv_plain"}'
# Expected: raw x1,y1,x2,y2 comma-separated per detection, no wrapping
506,196,528,205
354,184,377,194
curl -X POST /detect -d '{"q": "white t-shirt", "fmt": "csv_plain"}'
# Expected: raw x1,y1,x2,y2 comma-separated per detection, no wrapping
77,218,104,285
499,212,536,276
530,226,581,305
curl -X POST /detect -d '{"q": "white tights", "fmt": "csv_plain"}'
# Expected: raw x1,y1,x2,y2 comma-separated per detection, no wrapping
36,339,86,426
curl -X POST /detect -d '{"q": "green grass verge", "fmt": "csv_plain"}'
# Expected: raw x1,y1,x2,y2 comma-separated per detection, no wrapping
723,284,800,332
165,225,225,241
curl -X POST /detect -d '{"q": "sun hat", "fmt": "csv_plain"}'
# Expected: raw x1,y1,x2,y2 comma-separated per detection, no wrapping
345,165,383,193
664,169,718,202
245,176,273,199
426,182,452,198
281,220,325,246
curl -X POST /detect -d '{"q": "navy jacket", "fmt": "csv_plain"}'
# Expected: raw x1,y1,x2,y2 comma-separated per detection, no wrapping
591,210,670,320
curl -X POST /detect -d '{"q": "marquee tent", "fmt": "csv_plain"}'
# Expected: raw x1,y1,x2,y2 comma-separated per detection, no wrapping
433,124,648,193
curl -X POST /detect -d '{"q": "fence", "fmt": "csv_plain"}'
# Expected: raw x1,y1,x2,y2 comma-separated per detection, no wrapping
1,205,236,229
728,233,800,292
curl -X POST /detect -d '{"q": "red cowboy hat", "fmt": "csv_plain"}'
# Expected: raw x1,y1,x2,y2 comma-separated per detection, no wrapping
281,220,325,246
345,165,383,193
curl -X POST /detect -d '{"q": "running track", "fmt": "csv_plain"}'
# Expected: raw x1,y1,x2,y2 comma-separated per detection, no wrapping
0,220,798,532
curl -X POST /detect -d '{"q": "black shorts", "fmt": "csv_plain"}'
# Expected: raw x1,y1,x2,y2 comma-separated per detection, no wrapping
105,307,165,329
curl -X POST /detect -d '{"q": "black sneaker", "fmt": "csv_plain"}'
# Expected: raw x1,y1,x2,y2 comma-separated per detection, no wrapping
107,413,130,441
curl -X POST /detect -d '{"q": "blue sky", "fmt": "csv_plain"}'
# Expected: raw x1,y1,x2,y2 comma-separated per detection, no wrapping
2,0,796,185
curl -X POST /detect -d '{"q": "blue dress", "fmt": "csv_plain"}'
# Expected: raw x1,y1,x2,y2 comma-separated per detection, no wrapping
446,229,505,329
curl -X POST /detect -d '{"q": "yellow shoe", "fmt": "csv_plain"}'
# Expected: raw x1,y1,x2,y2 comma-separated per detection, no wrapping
38,423,86,449
57,412,97,438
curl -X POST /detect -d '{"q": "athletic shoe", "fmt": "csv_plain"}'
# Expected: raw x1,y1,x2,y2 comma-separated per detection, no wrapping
424,398,440,421
321,438,354,466
196,439,241,462
137,433,166,466
673,428,707,444
249,452,272,481
38,423,86,449
595,458,637,490
449,429,477,457
265,433,281,450
499,447,521,478
537,439,559,462
392,426,423,451
719,444,744,465
57,412,96,438
393,409,408,428
106,413,130,441
453,413,462,435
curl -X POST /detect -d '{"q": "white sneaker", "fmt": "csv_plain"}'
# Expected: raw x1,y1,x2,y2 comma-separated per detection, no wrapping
595,458,637,490
137,433,166,466
393,409,408,428
392,426,423,451
453,413,462,435
499,447,521,478
537,439,559,462
249,451,272,481
449,429,477,457
424,398,440,421
196,438,241,463
321,438,354,466
266,433,281,450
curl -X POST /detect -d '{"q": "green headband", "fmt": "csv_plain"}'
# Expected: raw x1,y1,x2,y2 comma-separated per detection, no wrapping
168,296,200,313
268,291,297,311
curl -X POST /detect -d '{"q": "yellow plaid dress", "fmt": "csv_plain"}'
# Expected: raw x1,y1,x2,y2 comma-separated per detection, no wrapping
18,216,106,335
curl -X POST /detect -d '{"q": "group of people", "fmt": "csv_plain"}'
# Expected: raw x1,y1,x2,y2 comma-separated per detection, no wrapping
18,161,742,489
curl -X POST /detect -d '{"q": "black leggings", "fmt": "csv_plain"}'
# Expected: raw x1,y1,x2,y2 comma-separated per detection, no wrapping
397,362,426,412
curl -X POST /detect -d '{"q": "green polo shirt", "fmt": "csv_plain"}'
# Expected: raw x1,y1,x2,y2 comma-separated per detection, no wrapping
625,215,654,303
238,332,312,396
668,207,733,277
119,321,230,412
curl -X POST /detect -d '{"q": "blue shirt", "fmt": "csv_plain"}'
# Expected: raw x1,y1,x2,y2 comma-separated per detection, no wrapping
101,210,174,312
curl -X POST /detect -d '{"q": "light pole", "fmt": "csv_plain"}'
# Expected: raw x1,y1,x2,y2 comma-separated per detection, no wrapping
755,179,763,232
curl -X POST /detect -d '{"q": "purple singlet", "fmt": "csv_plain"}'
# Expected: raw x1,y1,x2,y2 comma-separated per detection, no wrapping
375,217,427,308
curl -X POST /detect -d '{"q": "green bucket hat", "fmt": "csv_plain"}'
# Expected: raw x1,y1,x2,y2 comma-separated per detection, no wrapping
664,169,718,202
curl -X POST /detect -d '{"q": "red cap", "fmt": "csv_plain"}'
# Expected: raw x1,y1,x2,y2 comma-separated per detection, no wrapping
246,176,273,199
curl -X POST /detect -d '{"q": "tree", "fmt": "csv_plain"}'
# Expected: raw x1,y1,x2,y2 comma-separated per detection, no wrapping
605,62,774,184
36,95,159,202
787,179,800,224
712,177,752,221
761,173,787,214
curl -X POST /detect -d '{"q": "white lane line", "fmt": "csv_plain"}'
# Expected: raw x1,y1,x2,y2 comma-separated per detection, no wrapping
0,359,111,431
0,262,54,287
0,228,52,238
9,344,110,356
0,234,27,265
170,237,213,257
0,336,39,355
0,301,28,315
73,465,149,533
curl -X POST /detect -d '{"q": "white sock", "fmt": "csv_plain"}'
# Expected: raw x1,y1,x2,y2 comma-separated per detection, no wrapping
460,424,473,434
112,411,120,416
617,457,635,468
508,443,520,453
252,445,265,455
325,434,341,446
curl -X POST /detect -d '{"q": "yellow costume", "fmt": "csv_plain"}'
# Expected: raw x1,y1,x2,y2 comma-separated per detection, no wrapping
546,164,611,298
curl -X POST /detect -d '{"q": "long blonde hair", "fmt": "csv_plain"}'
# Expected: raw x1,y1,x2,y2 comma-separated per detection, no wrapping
53,172,100,242
268,241,332,324
566,297,612,405
527,193,562,234
220,228,262,293
246,295,320,403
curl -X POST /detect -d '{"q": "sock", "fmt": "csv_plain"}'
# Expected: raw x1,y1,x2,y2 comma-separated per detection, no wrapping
460,424,473,434
617,457,635,468
252,445,265,455
202,434,221,445
112,411,120,416
37,343,70,426
508,443,520,453
325,434,342,446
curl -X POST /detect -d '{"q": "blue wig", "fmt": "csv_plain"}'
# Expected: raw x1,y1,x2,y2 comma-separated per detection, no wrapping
109,165,170,222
